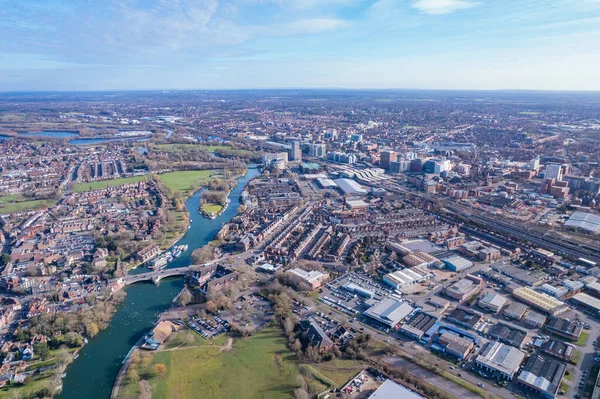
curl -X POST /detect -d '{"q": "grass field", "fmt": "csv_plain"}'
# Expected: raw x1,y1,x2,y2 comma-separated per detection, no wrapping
118,328,300,399
72,175,150,192
0,199,56,214
519,111,541,115
158,170,215,197
575,331,590,347
201,203,223,214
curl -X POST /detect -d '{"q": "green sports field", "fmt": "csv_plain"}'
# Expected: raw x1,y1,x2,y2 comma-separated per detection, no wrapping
118,328,300,399
157,170,215,196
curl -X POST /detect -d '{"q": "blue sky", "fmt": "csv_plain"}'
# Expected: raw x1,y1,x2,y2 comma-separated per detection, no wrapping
1,0,599,91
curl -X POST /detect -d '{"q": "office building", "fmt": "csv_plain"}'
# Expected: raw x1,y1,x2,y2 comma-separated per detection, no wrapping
380,150,398,170
290,141,301,161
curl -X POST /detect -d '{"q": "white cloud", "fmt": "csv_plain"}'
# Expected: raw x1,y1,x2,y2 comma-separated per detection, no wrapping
411,0,479,15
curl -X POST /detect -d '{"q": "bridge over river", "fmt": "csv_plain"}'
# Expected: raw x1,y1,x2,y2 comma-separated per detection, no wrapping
119,266,192,285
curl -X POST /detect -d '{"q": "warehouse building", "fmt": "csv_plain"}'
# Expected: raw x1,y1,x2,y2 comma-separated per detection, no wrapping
442,254,474,272
432,331,475,361
382,266,436,289
523,310,547,328
367,379,423,399
504,302,529,320
545,317,583,341
487,323,529,349
512,287,567,315
445,307,483,330
342,282,375,299
400,312,438,341
363,296,414,329
564,211,600,234
479,293,508,314
445,275,482,302
571,292,600,316
475,341,525,380
541,340,575,362
517,354,566,399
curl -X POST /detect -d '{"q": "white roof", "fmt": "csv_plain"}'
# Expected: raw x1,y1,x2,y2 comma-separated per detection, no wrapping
334,178,368,194
565,212,600,233
368,379,423,399
476,342,525,376
364,296,414,327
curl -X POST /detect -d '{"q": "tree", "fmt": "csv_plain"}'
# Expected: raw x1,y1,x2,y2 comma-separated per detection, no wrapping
191,245,215,264
33,342,50,361
85,322,100,338
154,363,167,378
0,253,11,266
177,288,193,307
126,367,140,383
293,388,310,399
138,380,152,399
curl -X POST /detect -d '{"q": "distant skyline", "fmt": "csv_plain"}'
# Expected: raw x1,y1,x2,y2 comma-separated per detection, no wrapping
1,0,600,91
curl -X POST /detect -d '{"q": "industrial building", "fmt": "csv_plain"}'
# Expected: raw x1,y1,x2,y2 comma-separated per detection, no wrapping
475,341,526,380
402,252,444,268
571,292,600,316
432,330,475,361
445,307,483,330
511,287,567,315
517,354,566,399
540,340,575,362
523,311,547,328
545,317,583,341
445,275,482,302
442,254,474,272
479,293,508,313
367,379,423,399
487,323,528,349
382,266,436,290
400,312,438,340
363,295,414,329
564,211,600,234
342,282,375,299
504,302,529,320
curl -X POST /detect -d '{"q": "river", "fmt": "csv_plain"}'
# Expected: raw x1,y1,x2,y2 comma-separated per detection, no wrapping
57,167,260,399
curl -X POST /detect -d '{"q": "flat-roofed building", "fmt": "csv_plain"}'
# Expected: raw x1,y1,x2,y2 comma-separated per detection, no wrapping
512,287,567,315
342,282,375,299
363,295,414,329
541,340,575,362
445,307,483,330
476,341,526,380
427,296,450,313
517,354,566,399
400,312,438,340
445,275,482,302
442,255,474,272
287,268,329,289
479,293,508,313
433,331,475,361
545,317,583,341
523,310,547,328
368,379,423,399
382,266,436,289
504,302,529,320
488,323,528,349
571,292,600,316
